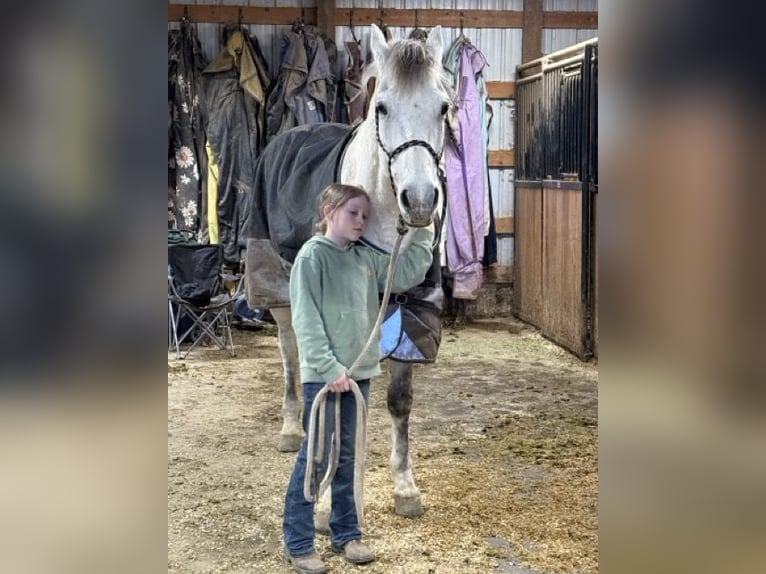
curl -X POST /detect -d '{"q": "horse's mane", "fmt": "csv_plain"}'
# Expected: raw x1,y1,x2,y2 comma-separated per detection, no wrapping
362,31,459,145
368,35,458,108
381,39,441,92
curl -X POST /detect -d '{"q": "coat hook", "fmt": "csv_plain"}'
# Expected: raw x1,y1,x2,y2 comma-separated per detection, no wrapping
460,11,465,34
182,6,189,22
293,1,305,34
238,7,243,26
349,7,359,44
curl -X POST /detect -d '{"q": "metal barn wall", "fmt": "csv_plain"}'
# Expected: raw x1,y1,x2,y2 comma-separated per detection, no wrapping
513,38,597,358
543,0,597,54
169,0,597,289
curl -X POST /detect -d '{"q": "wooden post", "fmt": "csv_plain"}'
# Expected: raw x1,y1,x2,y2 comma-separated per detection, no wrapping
316,0,336,42
522,0,543,63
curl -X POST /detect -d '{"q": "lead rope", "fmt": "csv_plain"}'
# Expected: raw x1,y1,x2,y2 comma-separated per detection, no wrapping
303,218,409,531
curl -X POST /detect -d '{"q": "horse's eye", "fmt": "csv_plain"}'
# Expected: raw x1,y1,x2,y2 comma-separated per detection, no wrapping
376,103,388,116
440,102,449,116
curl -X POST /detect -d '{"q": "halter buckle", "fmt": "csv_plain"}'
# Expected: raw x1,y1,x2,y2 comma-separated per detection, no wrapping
394,293,409,305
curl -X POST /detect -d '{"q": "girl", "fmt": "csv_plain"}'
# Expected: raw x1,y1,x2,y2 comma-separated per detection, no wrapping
283,183,434,574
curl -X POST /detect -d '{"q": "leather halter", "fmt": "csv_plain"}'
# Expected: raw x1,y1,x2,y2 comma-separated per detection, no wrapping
374,107,447,200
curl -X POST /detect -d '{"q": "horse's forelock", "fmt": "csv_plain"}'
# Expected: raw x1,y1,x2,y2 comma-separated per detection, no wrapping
384,40,440,91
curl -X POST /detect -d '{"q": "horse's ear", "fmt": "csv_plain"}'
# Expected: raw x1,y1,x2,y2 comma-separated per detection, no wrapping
370,23,390,65
426,25,444,63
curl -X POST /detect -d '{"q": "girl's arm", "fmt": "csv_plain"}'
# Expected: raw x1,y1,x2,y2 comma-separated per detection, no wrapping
290,255,347,384
372,227,434,292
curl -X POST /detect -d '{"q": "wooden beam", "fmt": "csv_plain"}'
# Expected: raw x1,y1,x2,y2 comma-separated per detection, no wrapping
168,5,597,31
486,81,515,99
168,6,523,29
494,216,514,235
316,0,336,42
522,0,543,63
337,9,523,29
168,5,317,25
543,11,598,29
488,149,515,168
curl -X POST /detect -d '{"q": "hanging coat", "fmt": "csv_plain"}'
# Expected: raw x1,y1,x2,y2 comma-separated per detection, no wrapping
312,30,339,123
482,100,498,267
168,22,209,236
444,40,489,299
202,28,271,265
265,25,337,141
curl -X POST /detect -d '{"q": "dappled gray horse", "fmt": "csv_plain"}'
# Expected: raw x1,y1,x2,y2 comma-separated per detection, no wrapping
244,24,451,521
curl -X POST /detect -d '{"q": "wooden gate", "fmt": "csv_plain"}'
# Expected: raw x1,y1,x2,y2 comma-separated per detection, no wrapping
514,39,598,359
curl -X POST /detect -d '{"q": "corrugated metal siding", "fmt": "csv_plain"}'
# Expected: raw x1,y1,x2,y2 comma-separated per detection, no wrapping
338,0,522,9
542,0,598,55
169,0,597,270
543,0,597,10
543,28,597,54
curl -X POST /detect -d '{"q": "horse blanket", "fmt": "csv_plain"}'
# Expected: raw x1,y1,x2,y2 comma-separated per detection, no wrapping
243,122,355,263
243,122,443,362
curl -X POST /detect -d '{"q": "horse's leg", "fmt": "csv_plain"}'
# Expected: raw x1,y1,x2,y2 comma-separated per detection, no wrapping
388,361,424,516
314,489,332,535
270,307,303,452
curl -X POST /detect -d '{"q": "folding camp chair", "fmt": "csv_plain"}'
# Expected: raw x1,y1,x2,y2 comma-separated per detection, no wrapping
167,243,242,359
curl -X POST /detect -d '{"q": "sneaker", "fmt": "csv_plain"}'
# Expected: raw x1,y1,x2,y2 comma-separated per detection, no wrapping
284,547,329,574
331,539,375,565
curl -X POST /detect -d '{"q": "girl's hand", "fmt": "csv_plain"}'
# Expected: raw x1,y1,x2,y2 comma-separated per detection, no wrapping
328,372,352,393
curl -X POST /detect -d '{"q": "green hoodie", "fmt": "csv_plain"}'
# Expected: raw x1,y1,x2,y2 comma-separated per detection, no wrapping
289,228,434,384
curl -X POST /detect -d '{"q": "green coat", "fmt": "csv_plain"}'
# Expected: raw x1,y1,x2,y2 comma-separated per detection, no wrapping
290,228,434,384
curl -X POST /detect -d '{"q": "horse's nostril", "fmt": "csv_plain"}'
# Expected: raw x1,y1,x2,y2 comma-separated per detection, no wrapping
401,190,410,210
432,189,439,208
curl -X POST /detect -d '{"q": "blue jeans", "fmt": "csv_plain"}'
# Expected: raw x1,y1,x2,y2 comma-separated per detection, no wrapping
283,380,370,556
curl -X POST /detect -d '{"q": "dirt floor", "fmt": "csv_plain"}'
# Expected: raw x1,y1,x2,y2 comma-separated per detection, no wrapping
168,316,598,574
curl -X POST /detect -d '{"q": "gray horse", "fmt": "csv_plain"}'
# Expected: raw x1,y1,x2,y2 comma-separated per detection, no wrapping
244,24,451,523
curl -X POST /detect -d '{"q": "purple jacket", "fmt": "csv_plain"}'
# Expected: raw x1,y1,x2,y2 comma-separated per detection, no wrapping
444,42,488,299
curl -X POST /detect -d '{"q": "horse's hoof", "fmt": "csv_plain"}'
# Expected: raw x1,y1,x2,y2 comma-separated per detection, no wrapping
394,494,424,517
277,434,302,452
314,509,331,535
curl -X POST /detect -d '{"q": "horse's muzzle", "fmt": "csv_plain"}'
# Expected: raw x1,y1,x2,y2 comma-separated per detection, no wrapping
402,216,433,228
399,186,439,228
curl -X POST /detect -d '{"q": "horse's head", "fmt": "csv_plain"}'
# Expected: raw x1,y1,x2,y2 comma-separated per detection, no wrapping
368,24,453,228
